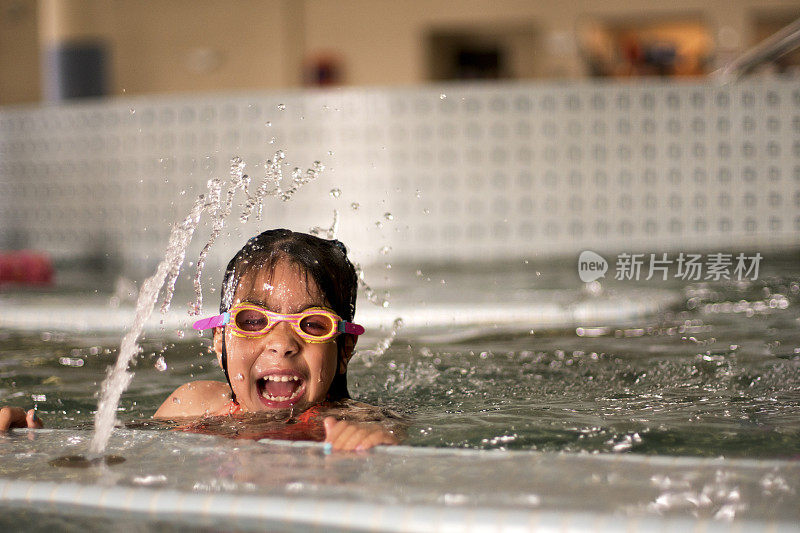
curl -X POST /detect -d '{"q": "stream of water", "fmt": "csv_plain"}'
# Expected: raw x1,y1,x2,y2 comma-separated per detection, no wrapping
89,152,331,454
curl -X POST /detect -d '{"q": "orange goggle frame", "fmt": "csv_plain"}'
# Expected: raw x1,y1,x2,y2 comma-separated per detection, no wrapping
192,303,365,343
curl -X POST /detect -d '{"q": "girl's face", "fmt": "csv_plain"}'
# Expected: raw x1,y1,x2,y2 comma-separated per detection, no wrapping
213,258,352,412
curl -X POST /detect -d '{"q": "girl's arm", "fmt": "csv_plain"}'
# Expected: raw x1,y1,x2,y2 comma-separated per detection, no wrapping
153,380,231,419
0,407,43,431
320,401,407,451
323,417,400,451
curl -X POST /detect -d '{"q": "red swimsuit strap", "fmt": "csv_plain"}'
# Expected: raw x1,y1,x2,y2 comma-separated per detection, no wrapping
295,404,322,424
226,399,241,415
223,400,319,421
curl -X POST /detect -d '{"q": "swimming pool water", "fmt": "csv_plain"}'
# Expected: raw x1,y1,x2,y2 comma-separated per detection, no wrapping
2,255,799,531
2,255,798,459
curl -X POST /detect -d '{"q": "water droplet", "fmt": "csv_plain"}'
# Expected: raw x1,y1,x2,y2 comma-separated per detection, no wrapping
176,330,185,339
277,103,286,110
379,245,391,255
276,150,285,159
439,93,447,100
375,221,383,229
235,373,245,381
385,263,392,270
154,356,167,371
415,269,423,277
265,121,272,127
328,150,334,156
329,188,341,199
415,189,421,198
129,108,136,115
350,202,360,210
269,137,276,144
384,212,393,221
172,397,181,404
423,208,430,215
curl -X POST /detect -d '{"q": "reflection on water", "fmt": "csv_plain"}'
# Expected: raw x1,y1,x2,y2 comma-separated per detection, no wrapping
1,256,799,459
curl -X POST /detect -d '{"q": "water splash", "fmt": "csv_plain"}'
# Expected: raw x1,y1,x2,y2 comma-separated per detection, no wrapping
89,190,209,455
308,209,339,240
89,151,323,455
188,158,249,315
354,263,390,308
358,317,404,367
311,213,399,363
646,470,747,520
154,356,167,372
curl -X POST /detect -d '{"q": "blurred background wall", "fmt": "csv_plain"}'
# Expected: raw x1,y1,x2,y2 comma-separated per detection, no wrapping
2,0,800,105
0,1,799,280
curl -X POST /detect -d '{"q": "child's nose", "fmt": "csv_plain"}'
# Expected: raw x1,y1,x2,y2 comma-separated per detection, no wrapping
262,320,301,357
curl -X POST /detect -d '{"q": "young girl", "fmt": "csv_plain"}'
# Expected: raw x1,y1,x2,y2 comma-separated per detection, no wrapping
153,228,400,451
1,229,400,452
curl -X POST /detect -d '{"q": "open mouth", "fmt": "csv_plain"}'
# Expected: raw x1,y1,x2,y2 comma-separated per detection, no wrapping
256,373,305,406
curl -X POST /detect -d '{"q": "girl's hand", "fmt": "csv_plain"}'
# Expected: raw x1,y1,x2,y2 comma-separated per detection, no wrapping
0,407,43,431
323,416,399,451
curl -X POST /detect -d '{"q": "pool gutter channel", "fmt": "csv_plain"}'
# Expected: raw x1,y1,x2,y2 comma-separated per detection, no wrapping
0,477,795,533
1,435,799,532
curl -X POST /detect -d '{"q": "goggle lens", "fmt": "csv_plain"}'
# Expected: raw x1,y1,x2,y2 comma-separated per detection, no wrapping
234,309,270,332
299,314,335,337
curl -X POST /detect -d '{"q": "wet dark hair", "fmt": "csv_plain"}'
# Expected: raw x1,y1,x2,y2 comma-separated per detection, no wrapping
218,228,359,402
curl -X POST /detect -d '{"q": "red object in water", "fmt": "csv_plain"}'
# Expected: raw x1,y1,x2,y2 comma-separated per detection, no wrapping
0,251,54,285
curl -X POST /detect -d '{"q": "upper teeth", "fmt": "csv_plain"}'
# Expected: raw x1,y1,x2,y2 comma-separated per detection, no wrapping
263,375,298,382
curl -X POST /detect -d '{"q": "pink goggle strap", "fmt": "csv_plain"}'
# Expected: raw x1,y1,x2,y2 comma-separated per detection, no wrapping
192,312,229,331
342,322,365,336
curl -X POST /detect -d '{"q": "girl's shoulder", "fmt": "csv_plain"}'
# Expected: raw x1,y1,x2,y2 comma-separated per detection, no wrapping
153,380,231,419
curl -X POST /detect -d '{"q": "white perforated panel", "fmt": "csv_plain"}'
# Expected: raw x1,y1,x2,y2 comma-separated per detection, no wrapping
1,80,798,275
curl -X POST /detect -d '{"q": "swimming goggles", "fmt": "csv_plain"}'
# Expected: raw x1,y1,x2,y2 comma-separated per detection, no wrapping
192,303,365,343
